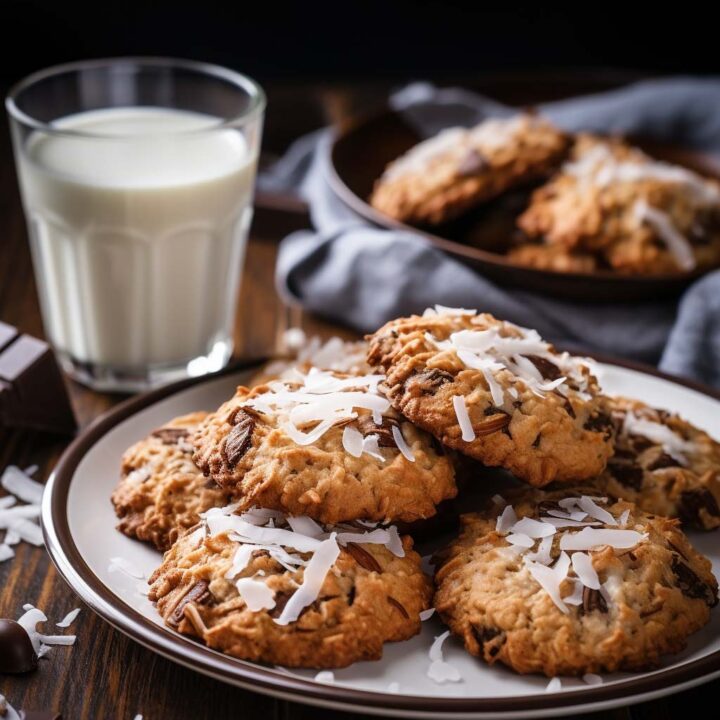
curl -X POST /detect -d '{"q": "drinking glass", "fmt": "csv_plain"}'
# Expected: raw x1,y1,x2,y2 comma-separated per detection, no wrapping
6,57,265,391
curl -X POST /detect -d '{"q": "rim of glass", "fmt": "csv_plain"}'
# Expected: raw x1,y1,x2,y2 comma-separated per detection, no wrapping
5,56,266,138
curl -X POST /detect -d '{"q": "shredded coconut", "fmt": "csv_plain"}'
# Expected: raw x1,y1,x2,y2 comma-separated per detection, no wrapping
427,630,463,684
546,677,562,692
452,395,475,441
391,425,415,462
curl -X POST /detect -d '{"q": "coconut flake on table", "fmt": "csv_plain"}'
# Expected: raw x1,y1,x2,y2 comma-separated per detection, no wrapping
583,673,603,686
452,395,475,441
387,682,400,693
559,528,646,552
622,410,695,462
427,630,463,684
0,544,14,562
391,425,415,462
16,604,77,658
56,608,81,628
419,607,436,621
1,465,44,504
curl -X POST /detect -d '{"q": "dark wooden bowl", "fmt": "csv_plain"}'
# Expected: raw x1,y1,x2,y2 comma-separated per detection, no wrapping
328,109,720,302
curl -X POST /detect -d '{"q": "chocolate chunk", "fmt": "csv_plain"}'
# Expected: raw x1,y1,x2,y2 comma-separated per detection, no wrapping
471,625,505,657
0,618,38,674
386,596,409,618
410,368,454,395
168,580,212,626
269,590,293,619
0,322,76,436
671,557,717,606
456,148,489,177
523,354,562,381
678,489,720,526
223,410,256,466
151,427,190,445
584,412,614,439
581,587,608,614
562,397,576,419
356,414,399,448
647,452,682,471
345,542,382,573
607,461,644,491
630,435,654,453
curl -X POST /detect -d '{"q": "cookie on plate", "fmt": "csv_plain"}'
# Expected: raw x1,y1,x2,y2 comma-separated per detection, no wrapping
370,115,569,225
192,368,457,524
366,307,614,486
587,397,720,530
507,242,598,274
516,134,720,274
148,505,432,668
112,413,234,551
434,490,718,676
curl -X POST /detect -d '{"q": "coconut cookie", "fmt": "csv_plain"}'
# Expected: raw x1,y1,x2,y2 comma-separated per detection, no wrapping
434,490,718,677
587,397,720,530
148,505,432,668
516,134,720,274
507,242,598,274
366,307,614,486
112,413,234,551
370,115,569,225
192,369,457,524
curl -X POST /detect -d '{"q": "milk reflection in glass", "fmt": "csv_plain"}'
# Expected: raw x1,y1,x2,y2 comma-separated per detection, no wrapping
16,108,256,372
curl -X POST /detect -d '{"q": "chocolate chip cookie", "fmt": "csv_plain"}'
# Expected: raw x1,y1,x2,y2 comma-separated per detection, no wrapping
148,505,432,668
112,413,234,551
588,397,720,530
192,369,457,524
516,134,720,274
370,115,569,225
366,308,614,486
434,490,718,676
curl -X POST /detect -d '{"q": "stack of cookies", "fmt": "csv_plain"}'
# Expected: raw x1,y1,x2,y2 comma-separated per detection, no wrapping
370,115,720,275
112,307,720,678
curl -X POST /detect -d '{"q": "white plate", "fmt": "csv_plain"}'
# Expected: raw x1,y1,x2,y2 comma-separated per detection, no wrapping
42,359,720,718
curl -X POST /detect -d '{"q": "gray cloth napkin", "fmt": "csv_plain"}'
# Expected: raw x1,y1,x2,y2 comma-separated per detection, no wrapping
262,78,720,386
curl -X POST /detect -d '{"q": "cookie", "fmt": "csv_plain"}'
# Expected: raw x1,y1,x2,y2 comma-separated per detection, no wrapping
192,368,457,524
587,397,720,530
370,115,569,225
148,504,432,668
516,134,720,274
507,242,598,274
434,489,718,676
112,413,234,551
366,307,614,486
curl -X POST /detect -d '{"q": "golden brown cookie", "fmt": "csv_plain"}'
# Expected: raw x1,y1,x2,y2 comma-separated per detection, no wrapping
366,308,614,486
148,505,432,668
370,115,569,225
586,397,720,530
516,134,720,274
112,413,234,551
507,242,598,274
192,369,457,524
434,489,718,676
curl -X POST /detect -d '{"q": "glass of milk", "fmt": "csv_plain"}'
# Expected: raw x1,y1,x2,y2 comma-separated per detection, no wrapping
6,58,265,392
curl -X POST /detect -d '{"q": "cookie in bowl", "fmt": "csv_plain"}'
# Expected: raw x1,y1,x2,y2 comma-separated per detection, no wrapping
434,490,718,677
370,114,569,225
112,412,234,551
192,368,457,524
366,307,614,486
515,134,720,274
148,504,432,668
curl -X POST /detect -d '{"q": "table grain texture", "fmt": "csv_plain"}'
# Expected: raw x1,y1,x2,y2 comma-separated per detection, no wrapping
0,76,716,719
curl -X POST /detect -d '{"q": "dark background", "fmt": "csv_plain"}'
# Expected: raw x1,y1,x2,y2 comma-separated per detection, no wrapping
3,0,720,86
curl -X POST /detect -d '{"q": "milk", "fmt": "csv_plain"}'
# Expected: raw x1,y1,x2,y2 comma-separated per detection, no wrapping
15,107,258,375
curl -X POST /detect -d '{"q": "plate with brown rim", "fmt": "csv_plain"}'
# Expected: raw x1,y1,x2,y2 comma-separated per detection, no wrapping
327,110,720,302
42,356,720,718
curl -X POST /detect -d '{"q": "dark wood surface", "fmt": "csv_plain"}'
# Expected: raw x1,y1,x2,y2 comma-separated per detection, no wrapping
0,77,716,719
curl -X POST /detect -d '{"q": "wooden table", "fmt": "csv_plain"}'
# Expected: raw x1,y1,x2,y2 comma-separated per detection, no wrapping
0,76,716,719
